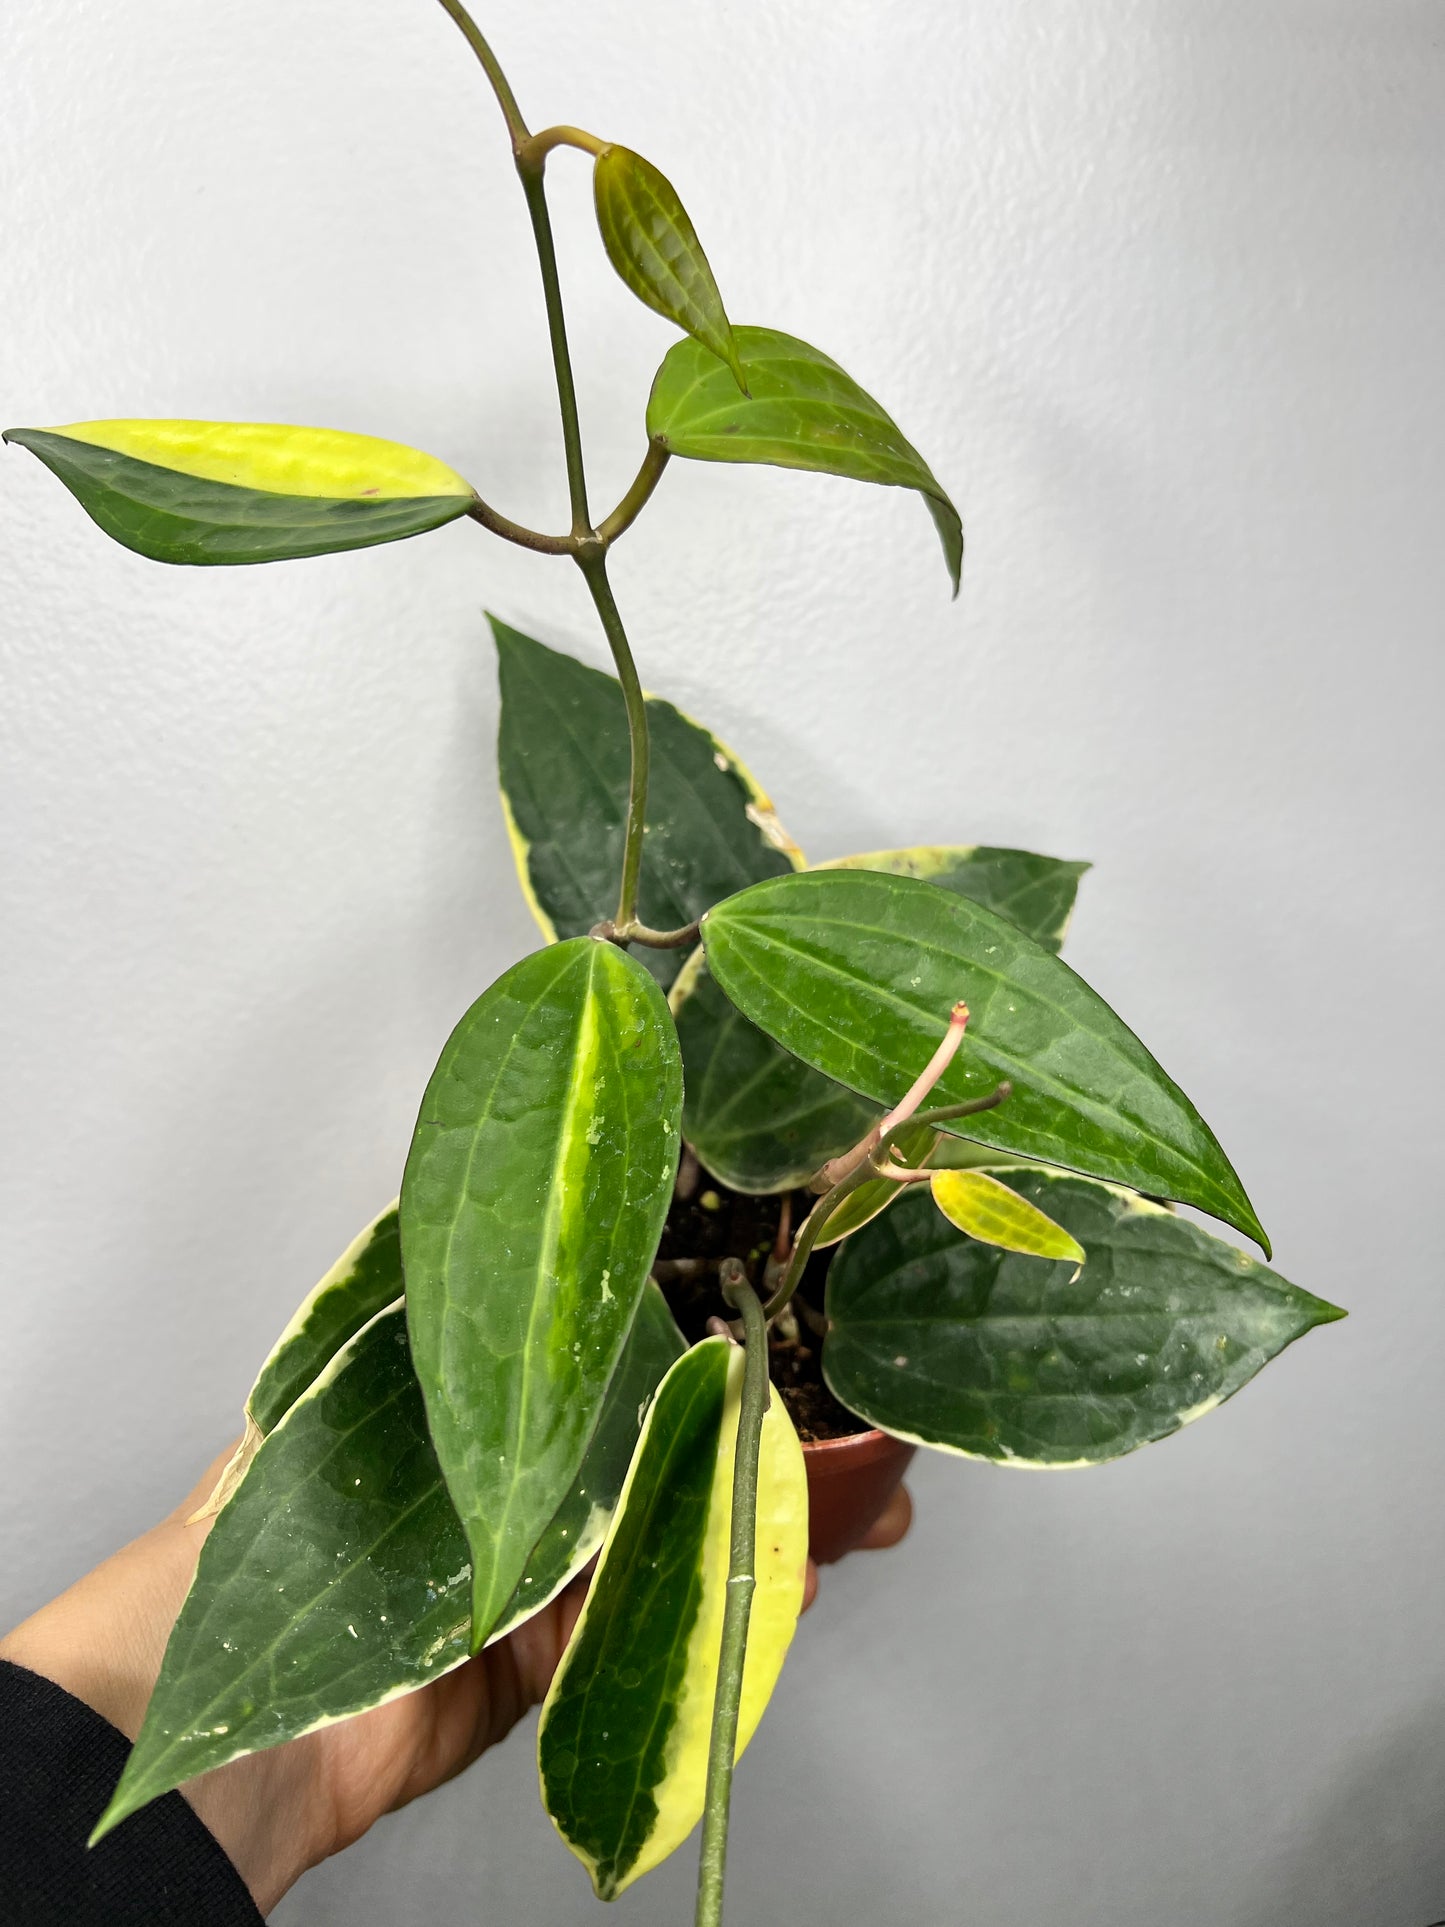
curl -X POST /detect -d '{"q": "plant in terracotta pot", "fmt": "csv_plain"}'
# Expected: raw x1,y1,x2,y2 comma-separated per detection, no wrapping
3,4,1345,1919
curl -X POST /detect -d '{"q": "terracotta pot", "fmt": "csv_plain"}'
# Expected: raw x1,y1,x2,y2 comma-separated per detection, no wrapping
802,1427,916,1565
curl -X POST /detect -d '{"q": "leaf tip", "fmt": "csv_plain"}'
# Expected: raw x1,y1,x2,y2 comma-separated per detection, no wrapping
87,1786,137,1850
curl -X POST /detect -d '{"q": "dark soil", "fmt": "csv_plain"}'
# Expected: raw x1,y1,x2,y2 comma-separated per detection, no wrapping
654,1170,869,1443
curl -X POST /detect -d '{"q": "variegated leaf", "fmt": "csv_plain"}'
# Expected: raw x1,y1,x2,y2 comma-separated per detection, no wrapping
539,1338,807,1899
930,1168,1085,1263
825,1178,1342,1466
92,1287,686,1842
402,938,682,1644
4,420,474,565
192,1204,404,1520
495,619,796,989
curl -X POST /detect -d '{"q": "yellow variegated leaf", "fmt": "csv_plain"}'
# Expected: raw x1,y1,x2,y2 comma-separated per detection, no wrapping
538,1338,808,1900
4,419,475,565
189,1203,405,1521
930,1167,1086,1263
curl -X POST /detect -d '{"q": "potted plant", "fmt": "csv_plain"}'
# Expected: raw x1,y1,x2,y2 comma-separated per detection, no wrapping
3,4,1344,1919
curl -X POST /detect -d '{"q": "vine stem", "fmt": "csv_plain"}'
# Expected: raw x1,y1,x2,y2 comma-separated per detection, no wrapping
435,0,653,929
576,550,650,928
432,0,529,146
696,1262,772,1927
517,159,592,537
596,441,671,546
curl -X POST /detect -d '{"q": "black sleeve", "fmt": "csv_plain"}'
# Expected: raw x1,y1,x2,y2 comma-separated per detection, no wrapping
0,1659,264,1926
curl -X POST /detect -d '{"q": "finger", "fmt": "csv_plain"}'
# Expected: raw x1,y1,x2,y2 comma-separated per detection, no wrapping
857,1483,912,1550
800,1559,819,1614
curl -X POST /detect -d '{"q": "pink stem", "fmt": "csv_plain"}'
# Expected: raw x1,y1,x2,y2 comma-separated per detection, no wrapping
814,1001,969,1191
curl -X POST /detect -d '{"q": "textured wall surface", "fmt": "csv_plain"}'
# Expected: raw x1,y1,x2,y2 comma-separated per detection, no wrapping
2,3,1443,1923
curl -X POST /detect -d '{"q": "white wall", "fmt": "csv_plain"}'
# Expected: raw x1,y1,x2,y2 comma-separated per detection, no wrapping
2,2,1442,1922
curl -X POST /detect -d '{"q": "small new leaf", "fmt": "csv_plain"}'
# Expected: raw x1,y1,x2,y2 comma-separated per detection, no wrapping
538,1338,808,1900
594,147,747,392
4,421,475,565
929,1167,1085,1263
646,326,962,593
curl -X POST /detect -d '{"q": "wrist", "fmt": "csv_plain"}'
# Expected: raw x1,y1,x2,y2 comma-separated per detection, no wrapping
0,1460,334,1914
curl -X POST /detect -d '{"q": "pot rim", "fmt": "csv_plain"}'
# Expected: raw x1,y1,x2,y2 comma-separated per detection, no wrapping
800,1424,911,1462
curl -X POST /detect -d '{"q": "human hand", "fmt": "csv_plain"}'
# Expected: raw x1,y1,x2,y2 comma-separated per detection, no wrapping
0,1445,911,1914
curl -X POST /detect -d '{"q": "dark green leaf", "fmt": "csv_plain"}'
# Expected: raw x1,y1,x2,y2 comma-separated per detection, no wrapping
402,938,683,1644
92,1288,686,1840
824,1178,1341,1464
538,1338,807,1900
670,951,878,1193
816,845,1090,955
4,421,474,565
191,1203,405,1522
701,869,1266,1248
594,146,746,391
494,619,795,988
248,1204,403,1434
677,844,1089,1195
646,327,962,592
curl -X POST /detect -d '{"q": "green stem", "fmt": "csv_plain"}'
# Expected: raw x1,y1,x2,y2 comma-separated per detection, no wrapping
887,1082,1012,1149
593,913,699,950
435,0,652,927
577,551,650,927
596,442,671,547
432,0,530,148
518,160,592,538
696,1264,771,1927
520,122,608,163
464,498,573,555
763,1167,869,1321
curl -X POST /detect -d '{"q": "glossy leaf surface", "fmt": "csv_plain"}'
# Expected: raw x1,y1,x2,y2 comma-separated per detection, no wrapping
249,1204,403,1432
677,843,1088,1195
4,421,474,565
539,1339,807,1900
816,846,1090,955
94,1288,686,1840
594,146,745,390
930,1168,1085,1263
671,950,879,1194
495,619,794,988
646,327,962,592
701,870,1266,1248
403,938,682,1643
825,1179,1340,1464
193,1203,404,1520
